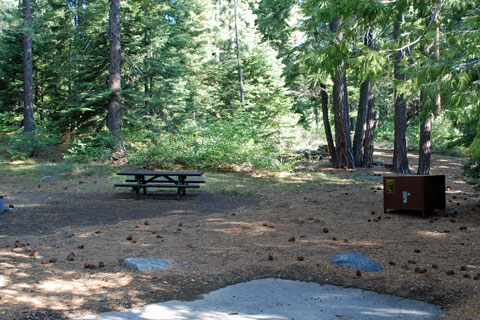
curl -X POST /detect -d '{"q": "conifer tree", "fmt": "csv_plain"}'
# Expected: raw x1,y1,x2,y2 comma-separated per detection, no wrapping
392,8,410,174
0,6,23,114
107,0,122,150
22,0,34,133
353,28,376,167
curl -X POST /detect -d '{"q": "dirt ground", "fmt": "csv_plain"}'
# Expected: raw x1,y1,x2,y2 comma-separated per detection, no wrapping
0,148,479,320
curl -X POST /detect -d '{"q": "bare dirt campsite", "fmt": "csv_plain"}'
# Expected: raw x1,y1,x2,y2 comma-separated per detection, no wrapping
1,149,479,320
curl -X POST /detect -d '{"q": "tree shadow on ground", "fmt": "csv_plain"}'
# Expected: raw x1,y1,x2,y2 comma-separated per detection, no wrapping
0,192,259,237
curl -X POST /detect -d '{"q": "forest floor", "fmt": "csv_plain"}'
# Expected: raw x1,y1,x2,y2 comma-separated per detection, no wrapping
0,148,479,320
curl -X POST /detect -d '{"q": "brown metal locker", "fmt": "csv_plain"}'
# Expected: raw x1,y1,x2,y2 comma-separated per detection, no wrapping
383,175,446,217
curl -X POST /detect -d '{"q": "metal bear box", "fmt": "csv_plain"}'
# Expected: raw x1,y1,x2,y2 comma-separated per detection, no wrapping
383,175,446,217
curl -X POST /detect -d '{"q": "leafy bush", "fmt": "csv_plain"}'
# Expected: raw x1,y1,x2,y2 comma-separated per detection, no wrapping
64,132,114,162
464,161,480,191
125,119,288,170
375,116,463,155
469,136,480,162
375,120,395,144
0,112,22,133
0,129,59,160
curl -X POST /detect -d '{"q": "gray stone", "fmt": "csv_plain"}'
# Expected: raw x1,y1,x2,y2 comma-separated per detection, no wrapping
328,252,383,272
124,258,173,271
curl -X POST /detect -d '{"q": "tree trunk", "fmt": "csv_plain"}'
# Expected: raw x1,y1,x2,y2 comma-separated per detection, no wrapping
353,80,369,166
330,18,354,169
233,0,245,106
332,70,355,168
363,87,376,167
320,83,337,166
353,27,375,167
417,33,435,175
434,20,441,115
143,22,150,109
22,0,34,133
107,0,122,148
417,108,431,175
215,0,221,62
418,18,441,173
392,15,410,174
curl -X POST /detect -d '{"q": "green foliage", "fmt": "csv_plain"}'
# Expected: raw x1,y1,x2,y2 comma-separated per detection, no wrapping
375,120,395,144
126,119,288,170
0,0,295,166
64,131,114,162
464,163,480,191
0,6,22,112
375,116,464,155
1,0,479,171
254,0,296,57
470,136,480,162
0,111,22,132
0,129,59,160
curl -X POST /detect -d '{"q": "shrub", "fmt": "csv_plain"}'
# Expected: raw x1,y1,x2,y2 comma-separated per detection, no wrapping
0,129,59,160
64,132,114,162
375,116,463,155
125,120,288,170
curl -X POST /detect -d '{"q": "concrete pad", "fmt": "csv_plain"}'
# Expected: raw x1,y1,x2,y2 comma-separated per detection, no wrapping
124,258,173,271
79,278,442,320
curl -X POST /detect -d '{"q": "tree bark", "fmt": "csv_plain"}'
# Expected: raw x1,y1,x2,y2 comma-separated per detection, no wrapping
417,108,431,175
68,39,72,98
22,0,34,133
143,21,150,109
215,0,221,62
320,84,337,166
392,15,410,174
418,17,440,174
107,0,122,148
417,33,435,175
363,87,376,167
234,0,245,106
353,28,375,167
330,18,355,169
353,80,369,166
434,19,441,115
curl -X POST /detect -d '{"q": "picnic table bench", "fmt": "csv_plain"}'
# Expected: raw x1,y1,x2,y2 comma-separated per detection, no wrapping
114,170,204,200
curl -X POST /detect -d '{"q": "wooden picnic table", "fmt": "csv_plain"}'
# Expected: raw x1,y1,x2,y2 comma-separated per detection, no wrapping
114,170,204,200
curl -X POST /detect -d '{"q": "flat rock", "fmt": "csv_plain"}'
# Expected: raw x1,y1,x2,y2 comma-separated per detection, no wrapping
124,258,173,271
328,252,383,272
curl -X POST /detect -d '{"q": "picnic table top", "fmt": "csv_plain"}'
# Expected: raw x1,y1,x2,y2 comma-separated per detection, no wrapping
117,170,203,176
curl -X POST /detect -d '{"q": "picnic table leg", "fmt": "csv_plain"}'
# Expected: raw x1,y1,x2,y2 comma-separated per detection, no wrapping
141,176,147,194
135,175,147,196
175,177,184,200
134,175,144,199
180,177,187,195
